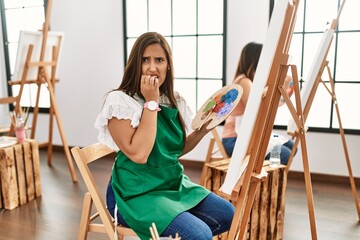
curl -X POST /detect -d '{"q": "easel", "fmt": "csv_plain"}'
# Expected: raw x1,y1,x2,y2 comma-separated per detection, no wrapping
285,0,360,220
216,1,318,239
7,0,78,182
224,63,318,240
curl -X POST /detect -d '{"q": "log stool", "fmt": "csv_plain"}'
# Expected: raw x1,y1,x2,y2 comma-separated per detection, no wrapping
0,139,42,210
205,160,287,240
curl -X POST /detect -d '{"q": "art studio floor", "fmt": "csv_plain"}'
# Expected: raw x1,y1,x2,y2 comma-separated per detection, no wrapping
0,149,360,240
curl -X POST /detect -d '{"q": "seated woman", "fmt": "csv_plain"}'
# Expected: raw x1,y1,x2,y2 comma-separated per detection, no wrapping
95,32,235,240
221,42,297,165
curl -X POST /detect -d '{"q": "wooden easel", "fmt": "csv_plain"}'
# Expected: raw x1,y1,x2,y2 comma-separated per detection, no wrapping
284,0,360,220
223,63,318,240
216,1,319,239
7,0,77,182
275,63,318,240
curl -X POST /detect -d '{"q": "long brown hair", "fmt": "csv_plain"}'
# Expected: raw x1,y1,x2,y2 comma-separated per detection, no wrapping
115,32,187,141
234,42,263,81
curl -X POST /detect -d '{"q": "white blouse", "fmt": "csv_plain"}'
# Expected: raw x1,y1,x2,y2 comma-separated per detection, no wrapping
94,90,194,151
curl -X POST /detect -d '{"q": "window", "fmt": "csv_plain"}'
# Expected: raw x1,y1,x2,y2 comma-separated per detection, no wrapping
274,0,360,134
124,0,226,113
0,0,47,109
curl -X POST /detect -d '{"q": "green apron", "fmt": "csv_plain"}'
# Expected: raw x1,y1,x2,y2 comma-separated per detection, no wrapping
111,105,210,240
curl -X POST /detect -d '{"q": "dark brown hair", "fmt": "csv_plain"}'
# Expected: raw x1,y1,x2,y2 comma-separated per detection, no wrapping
234,42,263,81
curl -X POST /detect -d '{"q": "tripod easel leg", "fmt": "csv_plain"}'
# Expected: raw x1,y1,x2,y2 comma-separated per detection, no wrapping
322,65,360,220
285,136,300,173
299,131,317,239
238,180,260,239
47,102,54,165
30,77,41,139
333,101,360,220
281,63,318,239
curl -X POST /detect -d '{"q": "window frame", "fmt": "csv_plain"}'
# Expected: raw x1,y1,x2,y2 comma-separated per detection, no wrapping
271,0,360,135
122,0,227,113
0,0,48,113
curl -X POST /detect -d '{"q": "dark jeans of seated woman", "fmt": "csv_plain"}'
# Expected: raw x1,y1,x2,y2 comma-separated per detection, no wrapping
106,177,235,239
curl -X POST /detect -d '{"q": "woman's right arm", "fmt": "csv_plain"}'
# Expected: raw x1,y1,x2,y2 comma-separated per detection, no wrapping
108,108,158,164
107,76,160,164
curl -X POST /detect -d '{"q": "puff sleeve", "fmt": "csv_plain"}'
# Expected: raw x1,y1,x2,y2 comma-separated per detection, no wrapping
94,91,142,151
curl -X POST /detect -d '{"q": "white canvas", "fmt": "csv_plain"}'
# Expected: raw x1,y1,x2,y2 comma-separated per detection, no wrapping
12,30,64,81
287,28,335,135
221,0,294,195
10,30,64,107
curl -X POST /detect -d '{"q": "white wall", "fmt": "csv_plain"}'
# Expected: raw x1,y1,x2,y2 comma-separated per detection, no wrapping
226,0,269,85
2,0,360,178
31,0,124,146
277,129,360,177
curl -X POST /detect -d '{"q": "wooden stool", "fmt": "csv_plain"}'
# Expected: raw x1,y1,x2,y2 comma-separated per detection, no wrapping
204,160,287,240
246,163,287,240
0,139,41,210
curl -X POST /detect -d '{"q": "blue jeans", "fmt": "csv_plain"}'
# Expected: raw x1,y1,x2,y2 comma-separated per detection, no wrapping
106,179,235,240
222,137,297,165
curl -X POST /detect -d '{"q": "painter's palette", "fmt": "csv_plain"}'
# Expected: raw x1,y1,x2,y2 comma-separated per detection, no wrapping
192,84,243,130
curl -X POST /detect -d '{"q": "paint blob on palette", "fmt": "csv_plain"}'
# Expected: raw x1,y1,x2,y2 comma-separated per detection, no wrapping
192,84,243,130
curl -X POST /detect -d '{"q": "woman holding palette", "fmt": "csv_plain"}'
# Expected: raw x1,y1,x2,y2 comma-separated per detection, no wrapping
221,42,297,165
95,32,234,240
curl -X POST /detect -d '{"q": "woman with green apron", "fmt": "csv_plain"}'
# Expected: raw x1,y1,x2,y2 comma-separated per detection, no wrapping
95,32,234,240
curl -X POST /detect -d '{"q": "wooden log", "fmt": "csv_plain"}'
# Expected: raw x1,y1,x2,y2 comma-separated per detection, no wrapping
249,183,261,240
14,144,27,204
202,158,287,240
31,140,42,197
23,142,35,201
259,174,269,240
0,147,19,210
268,168,280,239
276,167,287,240
0,139,41,210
